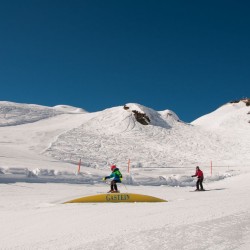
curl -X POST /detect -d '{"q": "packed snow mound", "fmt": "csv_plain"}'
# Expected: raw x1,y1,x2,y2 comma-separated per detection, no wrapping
192,101,250,130
0,101,65,126
53,105,87,114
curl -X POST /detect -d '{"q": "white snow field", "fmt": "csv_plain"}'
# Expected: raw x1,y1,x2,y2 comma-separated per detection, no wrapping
0,100,250,250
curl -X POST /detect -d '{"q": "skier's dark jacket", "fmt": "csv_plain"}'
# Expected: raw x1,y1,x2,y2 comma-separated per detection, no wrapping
105,168,122,182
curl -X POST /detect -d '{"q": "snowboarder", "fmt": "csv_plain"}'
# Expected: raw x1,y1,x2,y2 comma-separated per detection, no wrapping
191,166,204,191
103,165,123,193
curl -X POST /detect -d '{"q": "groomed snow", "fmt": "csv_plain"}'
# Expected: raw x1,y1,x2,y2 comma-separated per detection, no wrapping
1,175,250,250
0,101,250,249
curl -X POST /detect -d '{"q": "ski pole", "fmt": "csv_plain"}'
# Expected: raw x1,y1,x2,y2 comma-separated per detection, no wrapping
122,182,128,191
102,178,110,185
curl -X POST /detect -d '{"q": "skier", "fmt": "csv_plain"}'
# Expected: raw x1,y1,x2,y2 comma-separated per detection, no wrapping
191,166,204,191
103,165,123,193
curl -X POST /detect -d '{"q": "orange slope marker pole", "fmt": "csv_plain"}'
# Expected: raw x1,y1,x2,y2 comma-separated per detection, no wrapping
77,159,81,174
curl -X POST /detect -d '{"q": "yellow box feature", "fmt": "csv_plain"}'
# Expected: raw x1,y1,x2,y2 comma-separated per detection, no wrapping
64,193,167,203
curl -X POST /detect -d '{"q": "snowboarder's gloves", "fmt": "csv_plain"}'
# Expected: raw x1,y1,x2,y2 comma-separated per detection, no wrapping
102,177,106,181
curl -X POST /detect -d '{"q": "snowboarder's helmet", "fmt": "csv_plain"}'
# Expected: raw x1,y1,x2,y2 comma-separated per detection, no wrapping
111,165,116,171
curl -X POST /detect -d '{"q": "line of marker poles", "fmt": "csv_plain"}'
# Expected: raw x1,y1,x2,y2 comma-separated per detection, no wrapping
77,158,212,178
77,158,131,174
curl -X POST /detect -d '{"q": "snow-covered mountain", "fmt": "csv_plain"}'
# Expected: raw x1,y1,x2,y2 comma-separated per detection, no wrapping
0,100,249,172
47,101,250,168
1,100,250,250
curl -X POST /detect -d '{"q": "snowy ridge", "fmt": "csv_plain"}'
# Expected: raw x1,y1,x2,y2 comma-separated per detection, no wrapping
53,105,87,114
0,102,87,127
192,101,250,130
0,101,63,126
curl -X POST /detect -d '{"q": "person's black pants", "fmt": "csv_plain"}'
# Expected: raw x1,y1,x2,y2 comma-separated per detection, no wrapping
111,180,119,191
196,178,204,190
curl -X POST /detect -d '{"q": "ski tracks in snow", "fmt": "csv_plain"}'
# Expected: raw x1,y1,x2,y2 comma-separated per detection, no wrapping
80,211,250,250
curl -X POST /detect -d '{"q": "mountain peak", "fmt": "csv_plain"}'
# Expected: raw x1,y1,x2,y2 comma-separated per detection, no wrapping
123,103,181,128
192,98,250,130
229,98,250,106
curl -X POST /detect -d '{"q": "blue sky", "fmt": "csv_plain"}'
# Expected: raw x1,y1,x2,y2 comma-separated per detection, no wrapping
0,0,249,122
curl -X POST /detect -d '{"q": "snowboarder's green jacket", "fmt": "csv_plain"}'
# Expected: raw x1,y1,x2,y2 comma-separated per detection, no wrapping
105,168,122,182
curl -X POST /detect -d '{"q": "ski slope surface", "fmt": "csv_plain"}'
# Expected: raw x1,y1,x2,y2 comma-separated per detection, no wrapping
0,100,250,250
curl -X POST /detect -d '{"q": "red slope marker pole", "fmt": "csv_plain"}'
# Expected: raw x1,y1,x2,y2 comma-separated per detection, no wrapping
78,159,81,174
128,159,130,174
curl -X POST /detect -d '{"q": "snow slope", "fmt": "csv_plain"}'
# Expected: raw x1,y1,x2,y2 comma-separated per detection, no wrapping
45,102,250,169
0,100,250,250
0,101,96,170
192,100,250,166
1,174,250,250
